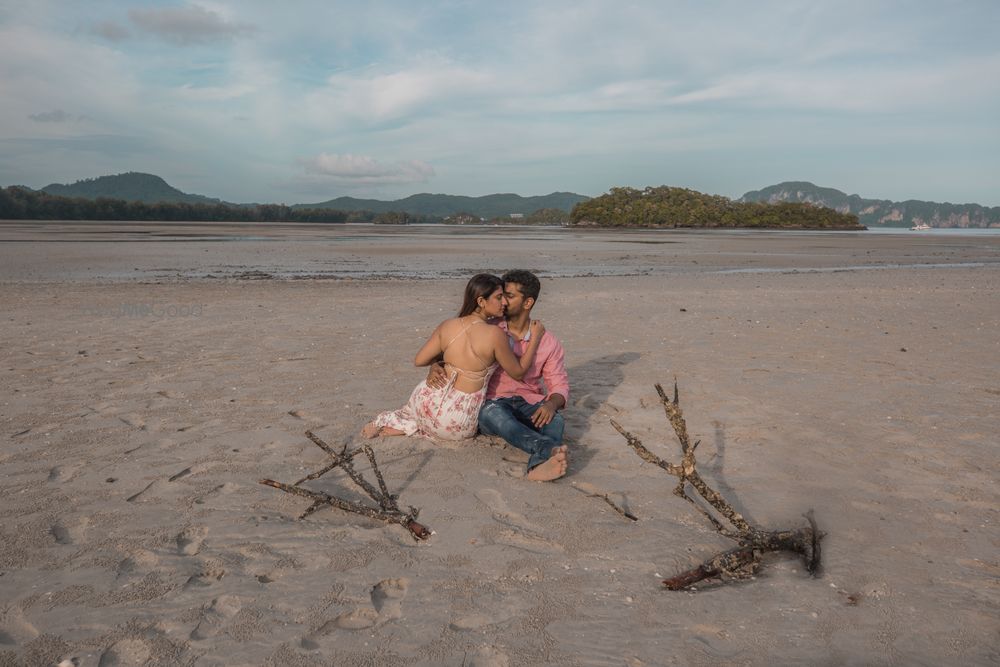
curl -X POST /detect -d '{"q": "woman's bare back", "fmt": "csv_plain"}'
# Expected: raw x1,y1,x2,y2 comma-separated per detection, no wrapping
438,317,499,393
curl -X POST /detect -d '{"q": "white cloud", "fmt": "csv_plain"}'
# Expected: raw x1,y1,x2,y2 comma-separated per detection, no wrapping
298,153,434,185
129,4,254,45
309,58,493,124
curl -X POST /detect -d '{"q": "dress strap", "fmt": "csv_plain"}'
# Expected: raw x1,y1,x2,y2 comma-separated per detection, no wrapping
442,318,480,350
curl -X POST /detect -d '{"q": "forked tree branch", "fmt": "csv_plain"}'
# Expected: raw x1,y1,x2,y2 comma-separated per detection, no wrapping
613,381,823,588
260,431,431,541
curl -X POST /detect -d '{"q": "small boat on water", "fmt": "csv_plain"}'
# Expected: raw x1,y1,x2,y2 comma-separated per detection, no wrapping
911,223,931,230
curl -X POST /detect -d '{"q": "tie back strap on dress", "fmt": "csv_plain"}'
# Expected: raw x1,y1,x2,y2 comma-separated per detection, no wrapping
442,318,496,391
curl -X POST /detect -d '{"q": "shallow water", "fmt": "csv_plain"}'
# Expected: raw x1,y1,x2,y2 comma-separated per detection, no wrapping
1,220,998,282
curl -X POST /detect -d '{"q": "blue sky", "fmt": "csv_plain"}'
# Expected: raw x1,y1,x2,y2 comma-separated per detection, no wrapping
2,1,998,205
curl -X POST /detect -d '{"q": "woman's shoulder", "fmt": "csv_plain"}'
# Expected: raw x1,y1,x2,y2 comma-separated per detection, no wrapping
472,320,506,343
438,316,475,340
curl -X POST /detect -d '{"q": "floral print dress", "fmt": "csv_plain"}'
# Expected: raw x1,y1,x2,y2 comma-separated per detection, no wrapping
371,320,497,441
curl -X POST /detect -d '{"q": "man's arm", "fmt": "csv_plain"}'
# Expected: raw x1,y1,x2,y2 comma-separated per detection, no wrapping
531,335,569,428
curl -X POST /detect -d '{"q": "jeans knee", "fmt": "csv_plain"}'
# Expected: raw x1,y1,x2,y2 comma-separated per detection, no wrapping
543,413,565,441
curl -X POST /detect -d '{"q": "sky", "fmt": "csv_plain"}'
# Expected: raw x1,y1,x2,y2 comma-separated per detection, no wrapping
1,1,999,205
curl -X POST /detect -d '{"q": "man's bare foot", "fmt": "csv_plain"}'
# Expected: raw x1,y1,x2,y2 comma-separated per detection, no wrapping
526,446,569,482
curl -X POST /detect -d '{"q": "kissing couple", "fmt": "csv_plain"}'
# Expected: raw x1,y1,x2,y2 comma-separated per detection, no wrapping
362,270,569,482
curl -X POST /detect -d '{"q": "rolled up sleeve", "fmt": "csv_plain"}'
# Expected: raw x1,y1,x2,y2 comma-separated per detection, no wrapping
541,337,569,404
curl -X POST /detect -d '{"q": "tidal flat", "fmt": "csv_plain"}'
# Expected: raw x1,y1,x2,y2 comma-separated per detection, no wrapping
0,223,997,665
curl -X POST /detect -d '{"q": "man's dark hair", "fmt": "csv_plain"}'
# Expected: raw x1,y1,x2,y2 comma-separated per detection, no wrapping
502,270,541,302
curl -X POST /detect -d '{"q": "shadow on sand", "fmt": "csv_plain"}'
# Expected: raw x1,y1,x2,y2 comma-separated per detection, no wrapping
564,352,640,473
704,420,758,526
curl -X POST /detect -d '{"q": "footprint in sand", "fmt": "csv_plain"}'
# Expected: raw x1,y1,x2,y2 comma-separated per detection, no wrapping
50,516,90,545
190,595,243,640
465,646,511,667
307,577,410,639
491,529,564,554
48,464,82,483
474,489,561,552
98,638,152,666
329,608,380,631
474,488,544,533
175,527,207,556
370,578,408,620
116,549,159,578
184,561,227,589
0,607,40,645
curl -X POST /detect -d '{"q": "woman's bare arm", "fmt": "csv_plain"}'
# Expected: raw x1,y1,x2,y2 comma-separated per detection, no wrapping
413,324,444,367
492,321,545,380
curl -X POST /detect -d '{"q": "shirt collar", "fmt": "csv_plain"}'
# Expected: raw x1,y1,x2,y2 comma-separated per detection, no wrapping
500,319,531,342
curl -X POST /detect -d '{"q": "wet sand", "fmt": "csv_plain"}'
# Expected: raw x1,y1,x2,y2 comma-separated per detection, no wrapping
1,224,998,666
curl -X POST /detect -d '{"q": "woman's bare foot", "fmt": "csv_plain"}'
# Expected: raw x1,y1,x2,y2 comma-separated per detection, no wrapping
361,423,406,439
526,446,569,482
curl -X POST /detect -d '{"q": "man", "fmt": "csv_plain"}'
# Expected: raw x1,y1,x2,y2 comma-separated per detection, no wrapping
429,270,569,481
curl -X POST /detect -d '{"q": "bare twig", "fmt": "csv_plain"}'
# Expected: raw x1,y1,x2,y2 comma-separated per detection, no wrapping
294,446,365,485
608,419,682,476
304,430,339,456
573,486,638,521
364,445,395,511
594,493,638,521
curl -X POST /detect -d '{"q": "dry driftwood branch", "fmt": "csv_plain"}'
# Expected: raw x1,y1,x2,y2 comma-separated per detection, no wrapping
594,493,638,521
259,431,431,541
572,486,639,521
613,380,824,589
294,445,365,485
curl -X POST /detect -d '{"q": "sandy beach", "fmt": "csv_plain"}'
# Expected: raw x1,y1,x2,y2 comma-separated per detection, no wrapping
1,223,998,666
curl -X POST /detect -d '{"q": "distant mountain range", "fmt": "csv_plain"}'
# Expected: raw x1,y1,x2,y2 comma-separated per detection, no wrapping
35,172,587,218
26,173,999,228
295,192,588,219
41,172,224,206
740,181,1000,228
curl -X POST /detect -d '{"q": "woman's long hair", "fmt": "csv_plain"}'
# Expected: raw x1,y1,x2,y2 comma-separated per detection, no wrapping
458,273,503,317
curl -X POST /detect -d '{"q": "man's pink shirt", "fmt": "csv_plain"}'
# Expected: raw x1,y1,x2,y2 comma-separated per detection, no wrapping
485,320,569,404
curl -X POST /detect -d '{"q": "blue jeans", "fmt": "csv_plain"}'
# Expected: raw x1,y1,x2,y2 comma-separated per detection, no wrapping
478,397,564,470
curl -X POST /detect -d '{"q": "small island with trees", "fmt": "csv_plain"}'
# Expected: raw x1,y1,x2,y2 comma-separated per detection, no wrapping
569,186,864,230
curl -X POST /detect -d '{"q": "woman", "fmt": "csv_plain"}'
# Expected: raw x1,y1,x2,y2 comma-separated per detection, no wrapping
362,274,544,441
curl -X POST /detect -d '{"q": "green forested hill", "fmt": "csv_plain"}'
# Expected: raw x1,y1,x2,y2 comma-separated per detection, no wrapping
570,186,863,229
42,172,224,205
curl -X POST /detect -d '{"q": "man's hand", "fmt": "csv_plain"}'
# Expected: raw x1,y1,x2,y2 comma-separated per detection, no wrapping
426,361,449,389
531,399,558,428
